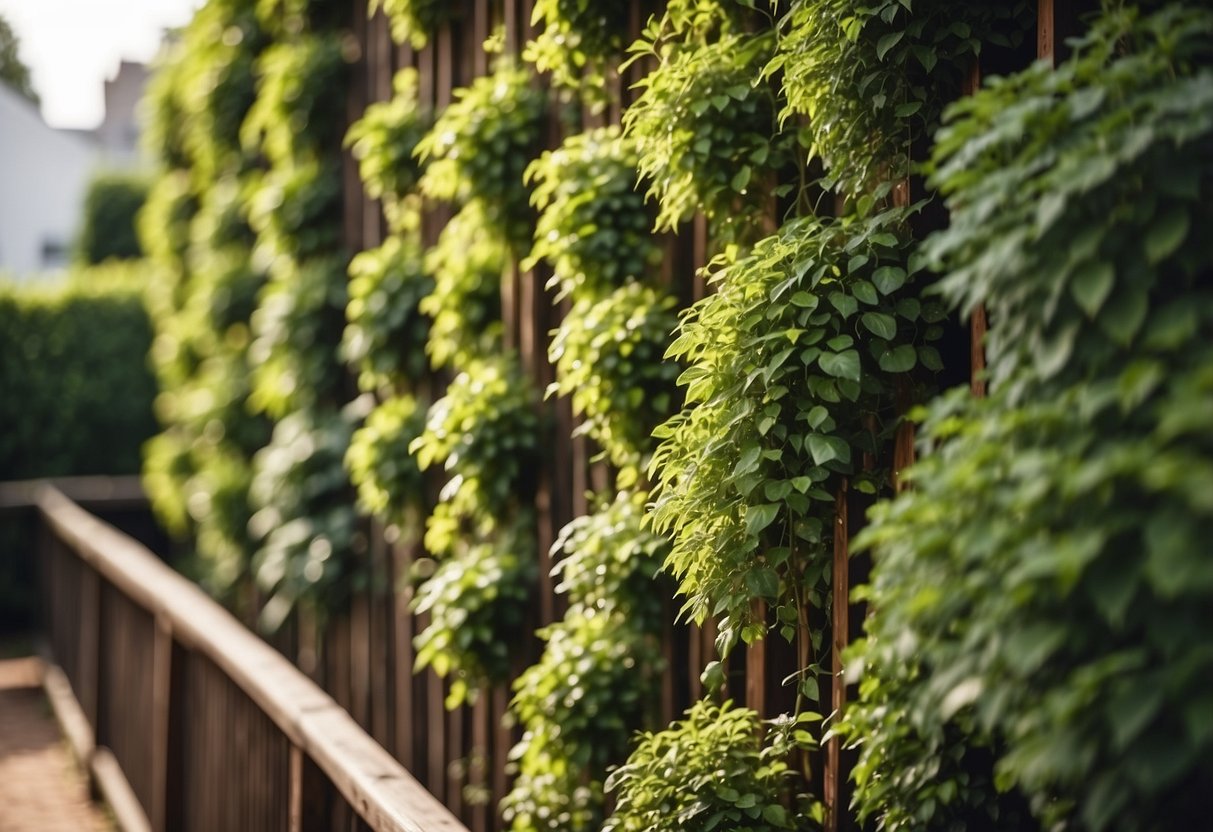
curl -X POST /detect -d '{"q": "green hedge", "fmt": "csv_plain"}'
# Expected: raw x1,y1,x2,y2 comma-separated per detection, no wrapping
0,264,158,479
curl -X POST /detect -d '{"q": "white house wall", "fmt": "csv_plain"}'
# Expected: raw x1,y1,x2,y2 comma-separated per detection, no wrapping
0,82,99,278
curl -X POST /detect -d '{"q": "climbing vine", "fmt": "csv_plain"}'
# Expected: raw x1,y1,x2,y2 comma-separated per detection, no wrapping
845,5,1213,829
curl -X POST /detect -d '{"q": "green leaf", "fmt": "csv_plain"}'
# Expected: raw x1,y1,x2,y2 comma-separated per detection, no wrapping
829,291,858,318
745,567,780,599
1099,287,1148,346
807,434,850,466
878,344,917,373
744,503,780,537
731,165,753,192
861,311,898,340
852,280,878,305
876,31,904,61
790,291,818,309
819,350,861,381
1070,261,1115,318
872,266,906,294
1144,209,1189,264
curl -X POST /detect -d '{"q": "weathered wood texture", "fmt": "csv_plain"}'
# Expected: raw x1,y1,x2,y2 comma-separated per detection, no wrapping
36,484,468,832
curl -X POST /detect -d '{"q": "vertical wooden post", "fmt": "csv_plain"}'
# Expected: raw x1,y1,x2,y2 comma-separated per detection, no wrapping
149,615,174,832
824,479,850,832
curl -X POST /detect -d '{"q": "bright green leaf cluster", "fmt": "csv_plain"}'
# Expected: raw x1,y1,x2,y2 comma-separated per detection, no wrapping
625,24,795,241
342,231,432,394
416,60,547,250
526,127,659,301
344,67,429,229
420,203,507,369
409,354,541,702
372,0,450,49
548,282,681,474
525,0,629,105
650,205,938,641
604,699,811,832
345,394,425,527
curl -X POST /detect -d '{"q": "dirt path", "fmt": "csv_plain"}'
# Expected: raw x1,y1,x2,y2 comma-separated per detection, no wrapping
0,657,111,832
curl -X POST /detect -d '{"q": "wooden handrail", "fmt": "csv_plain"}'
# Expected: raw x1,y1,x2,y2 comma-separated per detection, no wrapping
0,475,146,510
36,485,468,832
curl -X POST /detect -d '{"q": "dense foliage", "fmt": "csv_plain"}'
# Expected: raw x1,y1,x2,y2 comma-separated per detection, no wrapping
139,2,1213,831
844,6,1213,829
0,265,157,479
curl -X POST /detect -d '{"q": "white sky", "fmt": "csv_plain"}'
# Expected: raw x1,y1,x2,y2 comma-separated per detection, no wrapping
0,0,202,129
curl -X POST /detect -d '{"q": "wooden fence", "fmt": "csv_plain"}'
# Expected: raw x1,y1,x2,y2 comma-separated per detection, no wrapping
27,481,468,832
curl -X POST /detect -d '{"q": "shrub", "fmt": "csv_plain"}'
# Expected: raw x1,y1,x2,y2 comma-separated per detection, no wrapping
76,173,150,264
0,264,157,478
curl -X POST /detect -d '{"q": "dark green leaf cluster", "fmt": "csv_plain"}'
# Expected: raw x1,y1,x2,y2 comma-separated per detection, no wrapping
248,405,360,632
416,60,547,250
0,265,157,481
770,0,1031,197
625,25,795,241
525,0,629,104
650,205,939,639
845,5,1213,830
526,127,659,301
372,0,450,49
548,282,681,474
75,173,149,265
344,68,430,229
924,1,1213,399
345,394,425,527
342,231,433,394
240,33,351,166
604,699,807,832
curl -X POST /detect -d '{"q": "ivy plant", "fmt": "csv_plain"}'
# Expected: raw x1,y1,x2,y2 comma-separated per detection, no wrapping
345,393,426,528
240,33,351,167
248,405,360,633
503,491,670,832
624,8,797,241
409,354,541,704
768,0,1030,197
420,203,507,369
603,699,815,832
525,0,629,105
548,282,681,475
344,67,429,230
845,5,1213,830
371,0,450,49
248,254,349,419
416,59,547,250
342,230,432,394
525,126,660,302
649,204,940,662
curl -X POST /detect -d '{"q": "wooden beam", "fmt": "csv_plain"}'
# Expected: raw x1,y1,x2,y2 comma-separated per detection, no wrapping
37,486,470,832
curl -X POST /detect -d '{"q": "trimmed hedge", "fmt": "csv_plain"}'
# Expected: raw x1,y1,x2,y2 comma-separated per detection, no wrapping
0,263,158,479
75,173,150,265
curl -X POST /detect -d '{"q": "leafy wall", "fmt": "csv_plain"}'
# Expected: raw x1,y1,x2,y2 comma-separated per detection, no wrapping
141,1,1213,830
